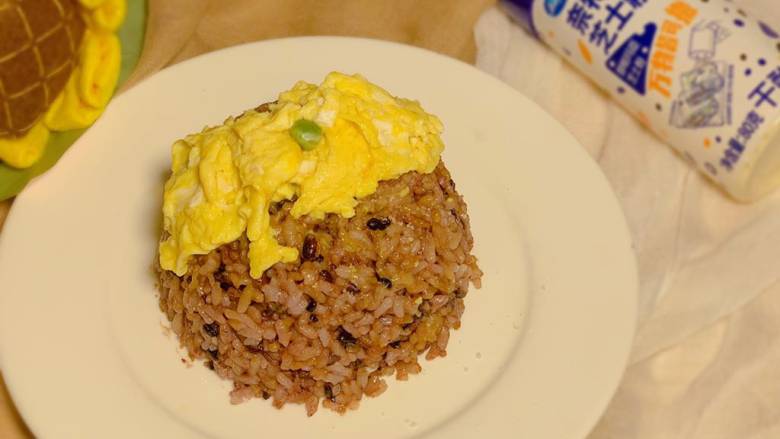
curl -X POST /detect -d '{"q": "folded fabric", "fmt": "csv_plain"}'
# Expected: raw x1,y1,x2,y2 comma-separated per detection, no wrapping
474,0,780,362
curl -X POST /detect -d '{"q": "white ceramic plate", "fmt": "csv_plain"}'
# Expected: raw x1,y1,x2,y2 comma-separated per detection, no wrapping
0,37,637,439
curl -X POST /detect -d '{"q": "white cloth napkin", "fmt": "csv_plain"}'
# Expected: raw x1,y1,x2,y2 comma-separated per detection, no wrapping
589,283,780,438
475,0,780,363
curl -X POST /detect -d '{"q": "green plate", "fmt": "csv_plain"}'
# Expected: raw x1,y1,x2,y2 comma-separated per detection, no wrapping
0,0,148,201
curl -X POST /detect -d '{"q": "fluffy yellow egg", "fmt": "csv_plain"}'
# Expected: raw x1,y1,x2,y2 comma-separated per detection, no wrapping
159,72,444,278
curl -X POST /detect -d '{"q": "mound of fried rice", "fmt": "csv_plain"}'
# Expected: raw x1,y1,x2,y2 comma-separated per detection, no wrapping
156,162,482,415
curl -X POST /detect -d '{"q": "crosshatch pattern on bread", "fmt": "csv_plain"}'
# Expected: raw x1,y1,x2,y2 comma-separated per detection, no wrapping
0,0,85,138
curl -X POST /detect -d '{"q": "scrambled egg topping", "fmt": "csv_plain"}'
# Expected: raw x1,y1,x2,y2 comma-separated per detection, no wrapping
159,72,444,278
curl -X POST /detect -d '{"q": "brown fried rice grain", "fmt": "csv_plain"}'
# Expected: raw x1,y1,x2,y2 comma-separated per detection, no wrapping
156,161,482,416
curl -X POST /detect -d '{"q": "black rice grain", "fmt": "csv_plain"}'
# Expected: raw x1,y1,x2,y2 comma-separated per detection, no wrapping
319,270,334,282
376,276,392,289
337,326,358,346
324,384,334,401
302,235,318,261
306,297,317,312
203,322,220,337
367,217,392,231
345,282,360,294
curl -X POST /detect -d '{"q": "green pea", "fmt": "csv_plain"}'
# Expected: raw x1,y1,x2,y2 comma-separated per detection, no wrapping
290,119,322,151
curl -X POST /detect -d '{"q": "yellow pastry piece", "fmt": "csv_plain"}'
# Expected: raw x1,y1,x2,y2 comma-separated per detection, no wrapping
45,29,121,131
77,30,122,109
78,0,109,9
89,0,126,32
44,73,102,131
0,123,50,169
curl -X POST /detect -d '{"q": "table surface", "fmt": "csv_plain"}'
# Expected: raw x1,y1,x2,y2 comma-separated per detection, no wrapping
0,0,494,436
